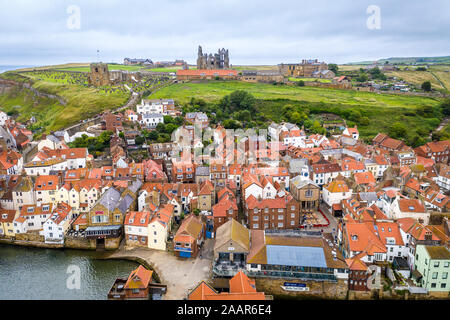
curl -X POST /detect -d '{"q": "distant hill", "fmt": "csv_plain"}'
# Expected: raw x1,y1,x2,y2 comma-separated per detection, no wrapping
346,56,450,65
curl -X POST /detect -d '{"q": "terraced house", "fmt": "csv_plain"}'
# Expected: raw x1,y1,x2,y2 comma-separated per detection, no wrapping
413,245,450,292
85,180,142,249
174,214,204,258
245,193,299,230
34,175,59,206
57,179,103,217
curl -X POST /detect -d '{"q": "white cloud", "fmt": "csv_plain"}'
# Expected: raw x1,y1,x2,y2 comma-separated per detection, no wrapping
0,0,449,65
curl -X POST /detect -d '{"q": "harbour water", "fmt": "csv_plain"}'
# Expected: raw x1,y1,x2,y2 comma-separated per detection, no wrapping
0,244,139,300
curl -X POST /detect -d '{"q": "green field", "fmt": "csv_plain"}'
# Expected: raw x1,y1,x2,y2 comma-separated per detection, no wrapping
59,64,148,73
289,77,332,83
233,65,278,71
150,80,443,143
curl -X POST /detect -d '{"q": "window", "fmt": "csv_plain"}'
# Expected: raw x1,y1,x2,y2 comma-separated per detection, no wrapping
253,224,259,229
434,261,440,268
432,272,438,279
445,262,450,268
443,272,448,280
431,283,436,288
441,283,447,289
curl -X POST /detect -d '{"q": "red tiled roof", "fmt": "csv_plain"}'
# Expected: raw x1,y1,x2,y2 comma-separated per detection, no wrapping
398,199,426,213
177,69,238,76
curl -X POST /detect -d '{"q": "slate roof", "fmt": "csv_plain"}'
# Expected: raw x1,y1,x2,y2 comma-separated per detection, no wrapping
118,194,134,214
99,188,121,211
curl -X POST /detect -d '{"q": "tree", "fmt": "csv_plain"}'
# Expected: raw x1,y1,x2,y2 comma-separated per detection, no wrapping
156,122,166,133
165,123,178,134
422,81,432,92
163,116,174,124
441,99,450,116
389,122,407,139
135,136,145,145
328,64,338,75
356,72,368,83
220,90,256,114
118,132,125,139
297,80,305,87
290,111,306,125
147,130,159,141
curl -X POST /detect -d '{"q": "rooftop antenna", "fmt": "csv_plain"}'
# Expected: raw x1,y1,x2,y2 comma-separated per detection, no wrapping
97,50,100,63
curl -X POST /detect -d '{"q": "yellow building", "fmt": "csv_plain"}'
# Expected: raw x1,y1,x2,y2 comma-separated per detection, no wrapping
0,209,17,237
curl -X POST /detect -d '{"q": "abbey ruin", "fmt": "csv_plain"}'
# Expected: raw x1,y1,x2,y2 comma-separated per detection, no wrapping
196,46,230,70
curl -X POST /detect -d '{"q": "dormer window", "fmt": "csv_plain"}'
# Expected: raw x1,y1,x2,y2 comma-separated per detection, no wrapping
351,235,358,241
129,219,134,224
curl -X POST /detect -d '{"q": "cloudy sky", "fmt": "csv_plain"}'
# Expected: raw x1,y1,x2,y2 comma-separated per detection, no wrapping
0,0,449,66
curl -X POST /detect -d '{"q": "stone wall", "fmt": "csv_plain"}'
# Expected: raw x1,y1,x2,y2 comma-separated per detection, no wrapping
106,237,121,250
15,233,44,242
254,278,348,300
64,236,97,250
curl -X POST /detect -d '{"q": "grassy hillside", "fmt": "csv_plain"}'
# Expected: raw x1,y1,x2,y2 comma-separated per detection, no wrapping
385,70,444,90
379,56,450,64
348,56,450,65
150,80,438,107
0,71,130,134
150,80,442,143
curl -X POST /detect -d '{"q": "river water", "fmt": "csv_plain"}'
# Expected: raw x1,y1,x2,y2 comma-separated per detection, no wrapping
0,244,139,300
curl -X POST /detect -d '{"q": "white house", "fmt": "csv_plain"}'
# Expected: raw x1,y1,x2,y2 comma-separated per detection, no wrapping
42,202,72,244
390,198,430,225
124,211,150,247
14,203,53,234
436,165,450,191
0,111,9,126
37,135,67,151
261,178,277,199
242,178,263,200
137,99,164,115
24,158,68,176
342,126,359,140
147,205,174,251
376,222,408,263
322,179,353,207
140,113,164,128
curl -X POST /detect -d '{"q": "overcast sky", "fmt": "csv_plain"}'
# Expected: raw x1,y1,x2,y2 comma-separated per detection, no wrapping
1,0,449,66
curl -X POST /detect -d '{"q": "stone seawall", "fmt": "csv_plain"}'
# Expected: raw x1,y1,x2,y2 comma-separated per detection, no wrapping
0,238,64,249
254,278,348,300
64,236,97,250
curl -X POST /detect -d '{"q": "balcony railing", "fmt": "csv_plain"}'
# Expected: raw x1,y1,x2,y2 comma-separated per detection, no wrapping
213,267,337,282
247,270,337,282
